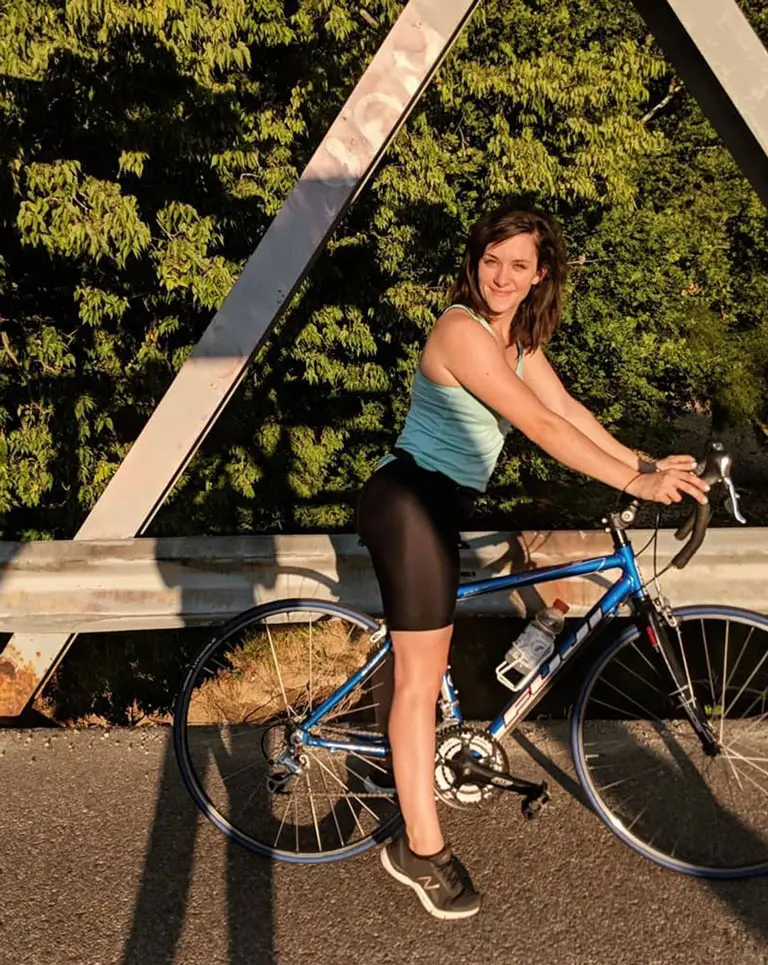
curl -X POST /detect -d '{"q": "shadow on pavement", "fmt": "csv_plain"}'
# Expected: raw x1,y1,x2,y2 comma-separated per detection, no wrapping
120,734,275,965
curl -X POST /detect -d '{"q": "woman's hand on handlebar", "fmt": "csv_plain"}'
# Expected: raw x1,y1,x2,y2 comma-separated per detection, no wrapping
654,453,698,472
626,468,710,505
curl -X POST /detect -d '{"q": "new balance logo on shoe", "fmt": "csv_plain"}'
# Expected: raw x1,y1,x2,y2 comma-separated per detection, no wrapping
416,875,441,891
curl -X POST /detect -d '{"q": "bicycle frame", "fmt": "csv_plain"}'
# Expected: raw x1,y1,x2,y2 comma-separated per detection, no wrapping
296,538,651,759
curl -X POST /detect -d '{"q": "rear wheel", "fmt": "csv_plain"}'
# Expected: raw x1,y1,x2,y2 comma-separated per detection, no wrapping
173,599,402,863
573,605,768,877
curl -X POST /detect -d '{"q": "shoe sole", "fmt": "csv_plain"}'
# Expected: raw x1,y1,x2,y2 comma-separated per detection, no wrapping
380,847,481,921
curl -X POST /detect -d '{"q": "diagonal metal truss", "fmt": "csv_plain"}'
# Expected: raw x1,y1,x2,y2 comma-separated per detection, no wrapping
1,0,767,719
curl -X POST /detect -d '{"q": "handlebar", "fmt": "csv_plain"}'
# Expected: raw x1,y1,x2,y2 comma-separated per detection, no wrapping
610,440,746,570
671,440,745,569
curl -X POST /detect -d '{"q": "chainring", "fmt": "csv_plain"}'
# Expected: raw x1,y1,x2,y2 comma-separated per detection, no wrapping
434,724,509,810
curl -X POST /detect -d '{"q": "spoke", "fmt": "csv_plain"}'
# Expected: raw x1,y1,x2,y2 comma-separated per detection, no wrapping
583,736,638,749
272,791,294,850
582,730,698,749
723,626,756,701
305,750,381,821
732,703,768,743
220,758,265,784
730,762,768,802
597,762,666,793
667,822,685,861
674,624,697,722
721,746,745,791
594,677,667,725
724,645,768,722
221,713,277,736
266,623,294,719
345,620,360,645
587,759,644,770
318,762,345,848
723,745,768,783
312,721,378,741
230,769,263,820
613,657,667,698
303,767,323,852
320,701,382,725
700,619,717,710
190,724,267,745
588,697,647,721
629,640,665,681
294,792,300,852
726,725,768,757
719,620,730,745
343,789,366,839
345,748,390,775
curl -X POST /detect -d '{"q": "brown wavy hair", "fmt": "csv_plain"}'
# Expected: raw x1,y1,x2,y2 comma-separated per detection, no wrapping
449,205,567,351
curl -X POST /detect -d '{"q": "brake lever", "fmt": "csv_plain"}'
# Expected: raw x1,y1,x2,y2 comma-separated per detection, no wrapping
708,446,746,524
723,479,747,524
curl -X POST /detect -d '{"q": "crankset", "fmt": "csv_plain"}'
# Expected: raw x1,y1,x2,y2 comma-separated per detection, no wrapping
435,725,550,818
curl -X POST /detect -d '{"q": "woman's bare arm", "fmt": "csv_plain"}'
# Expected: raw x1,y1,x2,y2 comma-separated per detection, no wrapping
521,347,698,474
429,311,708,505
520,347,643,470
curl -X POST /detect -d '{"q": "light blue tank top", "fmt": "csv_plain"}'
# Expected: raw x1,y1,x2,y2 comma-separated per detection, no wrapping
381,305,524,492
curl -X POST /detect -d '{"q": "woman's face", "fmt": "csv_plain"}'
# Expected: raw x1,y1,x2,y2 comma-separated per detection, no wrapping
477,232,543,319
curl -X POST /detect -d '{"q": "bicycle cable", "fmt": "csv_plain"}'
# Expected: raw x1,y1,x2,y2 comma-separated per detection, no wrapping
639,507,670,590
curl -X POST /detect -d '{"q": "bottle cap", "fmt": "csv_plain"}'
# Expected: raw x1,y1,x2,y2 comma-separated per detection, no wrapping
553,598,570,614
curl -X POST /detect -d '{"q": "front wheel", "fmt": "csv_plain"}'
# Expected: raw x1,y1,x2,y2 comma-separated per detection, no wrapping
573,605,768,878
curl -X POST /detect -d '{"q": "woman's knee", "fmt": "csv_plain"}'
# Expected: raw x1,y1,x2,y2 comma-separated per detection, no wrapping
391,627,452,701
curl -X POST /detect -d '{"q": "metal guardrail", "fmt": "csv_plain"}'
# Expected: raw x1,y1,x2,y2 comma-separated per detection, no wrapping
0,529,766,632
1,529,766,718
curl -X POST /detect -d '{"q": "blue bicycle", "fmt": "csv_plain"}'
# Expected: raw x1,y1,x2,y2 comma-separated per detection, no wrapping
174,443,768,878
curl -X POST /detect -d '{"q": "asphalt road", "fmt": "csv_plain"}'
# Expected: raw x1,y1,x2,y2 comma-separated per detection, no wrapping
2,724,767,965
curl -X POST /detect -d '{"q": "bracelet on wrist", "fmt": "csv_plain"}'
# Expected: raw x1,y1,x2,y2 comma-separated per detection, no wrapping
634,449,658,474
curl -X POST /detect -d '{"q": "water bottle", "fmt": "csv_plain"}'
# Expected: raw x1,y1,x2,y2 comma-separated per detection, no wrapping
496,600,570,692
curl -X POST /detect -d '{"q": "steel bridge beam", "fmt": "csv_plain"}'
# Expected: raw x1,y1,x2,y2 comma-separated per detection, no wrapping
633,0,768,207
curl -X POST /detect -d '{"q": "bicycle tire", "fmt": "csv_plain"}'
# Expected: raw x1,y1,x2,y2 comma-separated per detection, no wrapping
572,604,768,878
173,598,403,863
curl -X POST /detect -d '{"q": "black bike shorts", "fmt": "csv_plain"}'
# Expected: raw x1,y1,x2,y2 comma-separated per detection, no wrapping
356,451,477,632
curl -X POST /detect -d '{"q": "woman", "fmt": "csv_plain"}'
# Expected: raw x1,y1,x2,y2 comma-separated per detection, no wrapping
356,205,709,920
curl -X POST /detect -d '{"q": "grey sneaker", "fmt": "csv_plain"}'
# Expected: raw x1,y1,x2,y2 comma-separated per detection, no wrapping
380,836,481,920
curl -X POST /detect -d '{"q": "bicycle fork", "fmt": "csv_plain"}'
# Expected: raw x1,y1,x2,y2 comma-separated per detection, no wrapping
638,600,720,756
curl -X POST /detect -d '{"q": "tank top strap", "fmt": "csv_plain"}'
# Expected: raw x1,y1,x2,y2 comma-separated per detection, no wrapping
444,303,495,335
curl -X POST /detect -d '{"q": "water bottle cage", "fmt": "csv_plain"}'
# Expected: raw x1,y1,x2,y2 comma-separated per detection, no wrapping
495,656,542,694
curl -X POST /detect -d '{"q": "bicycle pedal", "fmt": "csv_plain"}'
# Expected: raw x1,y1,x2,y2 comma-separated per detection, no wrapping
521,784,551,820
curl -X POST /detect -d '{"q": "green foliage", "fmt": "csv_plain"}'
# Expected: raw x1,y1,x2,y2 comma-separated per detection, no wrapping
0,0,766,540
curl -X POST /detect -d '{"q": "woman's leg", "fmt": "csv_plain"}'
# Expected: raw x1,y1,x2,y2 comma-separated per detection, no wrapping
389,625,452,856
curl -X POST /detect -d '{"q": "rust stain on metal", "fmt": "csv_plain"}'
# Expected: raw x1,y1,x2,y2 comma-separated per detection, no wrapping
0,643,40,717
